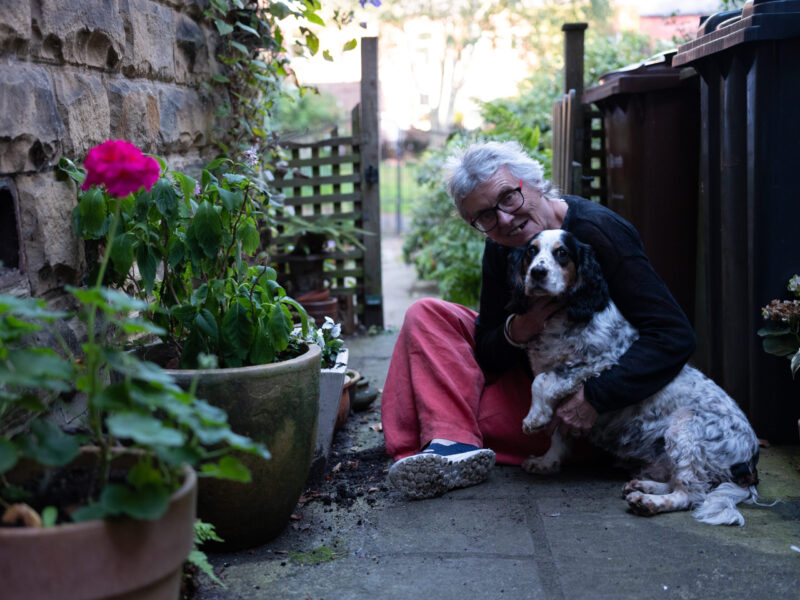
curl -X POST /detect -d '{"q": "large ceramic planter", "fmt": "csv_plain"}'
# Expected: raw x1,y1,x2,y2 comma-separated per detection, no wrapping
161,343,321,550
311,348,348,479
0,452,196,600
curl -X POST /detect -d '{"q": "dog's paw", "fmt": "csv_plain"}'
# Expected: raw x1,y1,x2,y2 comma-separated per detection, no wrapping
622,479,671,498
521,454,562,475
622,480,644,498
625,491,659,516
522,405,552,433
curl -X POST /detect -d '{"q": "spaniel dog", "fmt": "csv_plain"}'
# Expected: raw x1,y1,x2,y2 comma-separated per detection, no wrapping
507,229,761,526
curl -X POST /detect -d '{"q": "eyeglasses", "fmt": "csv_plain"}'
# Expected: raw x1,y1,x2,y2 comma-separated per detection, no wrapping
470,180,525,233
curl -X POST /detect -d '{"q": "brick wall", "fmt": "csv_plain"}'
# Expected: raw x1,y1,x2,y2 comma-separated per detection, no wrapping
0,0,228,302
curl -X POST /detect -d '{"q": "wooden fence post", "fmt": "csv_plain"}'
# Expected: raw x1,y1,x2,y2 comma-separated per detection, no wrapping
359,36,383,328
562,23,587,193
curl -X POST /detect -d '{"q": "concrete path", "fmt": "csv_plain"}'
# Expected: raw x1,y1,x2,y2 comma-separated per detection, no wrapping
193,234,800,600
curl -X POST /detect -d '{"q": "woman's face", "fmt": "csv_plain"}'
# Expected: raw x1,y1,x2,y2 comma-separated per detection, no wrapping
459,166,564,248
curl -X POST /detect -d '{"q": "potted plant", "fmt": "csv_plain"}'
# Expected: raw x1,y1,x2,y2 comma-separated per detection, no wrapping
271,212,369,324
0,242,267,596
60,140,322,549
305,317,348,479
758,273,800,378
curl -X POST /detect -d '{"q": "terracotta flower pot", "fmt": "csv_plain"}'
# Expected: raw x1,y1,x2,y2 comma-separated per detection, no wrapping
336,369,361,431
0,452,197,600
161,343,322,550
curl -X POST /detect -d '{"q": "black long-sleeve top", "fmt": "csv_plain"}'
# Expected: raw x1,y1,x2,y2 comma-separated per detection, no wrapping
474,196,696,413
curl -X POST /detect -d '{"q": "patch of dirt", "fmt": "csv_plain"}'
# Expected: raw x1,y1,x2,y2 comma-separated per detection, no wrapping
299,406,394,510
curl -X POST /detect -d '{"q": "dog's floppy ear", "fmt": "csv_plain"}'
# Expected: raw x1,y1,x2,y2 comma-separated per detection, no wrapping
506,245,531,314
565,236,610,322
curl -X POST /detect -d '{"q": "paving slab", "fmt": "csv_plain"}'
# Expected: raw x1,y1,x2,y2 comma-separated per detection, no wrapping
191,233,800,600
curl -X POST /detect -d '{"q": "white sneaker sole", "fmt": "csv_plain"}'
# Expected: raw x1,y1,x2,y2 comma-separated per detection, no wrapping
388,448,496,500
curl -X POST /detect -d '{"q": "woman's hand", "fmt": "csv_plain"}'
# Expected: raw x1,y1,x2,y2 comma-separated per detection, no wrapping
508,297,564,344
547,386,598,438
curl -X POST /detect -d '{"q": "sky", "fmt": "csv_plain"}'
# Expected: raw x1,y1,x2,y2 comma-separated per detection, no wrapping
621,0,724,17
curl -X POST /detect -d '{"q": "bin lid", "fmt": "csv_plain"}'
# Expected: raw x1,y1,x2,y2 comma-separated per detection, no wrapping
583,51,687,104
673,0,800,67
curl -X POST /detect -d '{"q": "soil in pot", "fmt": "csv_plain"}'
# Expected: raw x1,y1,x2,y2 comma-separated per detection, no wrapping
0,451,196,600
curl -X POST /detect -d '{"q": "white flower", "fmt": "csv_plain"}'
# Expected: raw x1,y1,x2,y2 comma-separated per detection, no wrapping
788,274,800,297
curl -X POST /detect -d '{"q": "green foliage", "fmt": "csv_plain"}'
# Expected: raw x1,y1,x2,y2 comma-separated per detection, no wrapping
0,291,270,524
403,27,670,307
401,137,486,309
203,1,358,157
61,154,310,369
272,84,348,137
189,519,226,586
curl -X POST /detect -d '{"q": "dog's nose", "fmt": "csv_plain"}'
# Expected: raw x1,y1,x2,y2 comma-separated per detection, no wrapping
530,265,547,281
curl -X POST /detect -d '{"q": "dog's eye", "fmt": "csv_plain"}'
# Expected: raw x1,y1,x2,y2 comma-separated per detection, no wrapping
553,247,569,265
526,245,538,257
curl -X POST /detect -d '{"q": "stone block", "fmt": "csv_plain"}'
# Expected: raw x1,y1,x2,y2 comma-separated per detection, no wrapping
174,14,208,83
0,1,31,56
37,0,126,69
107,79,160,153
16,173,84,296
0,64,65,174
53,71,111,157
157,85,211,153
183,0,211,20
122,0,176,80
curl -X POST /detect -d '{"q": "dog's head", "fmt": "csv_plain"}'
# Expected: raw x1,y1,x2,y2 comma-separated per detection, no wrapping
507,229,610,322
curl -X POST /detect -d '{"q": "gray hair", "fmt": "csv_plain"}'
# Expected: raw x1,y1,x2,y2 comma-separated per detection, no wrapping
445,141,560,217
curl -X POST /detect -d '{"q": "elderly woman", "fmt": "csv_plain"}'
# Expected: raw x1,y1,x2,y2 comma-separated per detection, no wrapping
382,141,696,499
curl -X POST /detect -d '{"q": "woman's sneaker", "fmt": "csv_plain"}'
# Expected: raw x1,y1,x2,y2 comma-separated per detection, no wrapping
388,442,496,499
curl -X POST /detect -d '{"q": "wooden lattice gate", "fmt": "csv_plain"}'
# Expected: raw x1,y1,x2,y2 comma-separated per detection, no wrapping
271,38,383,332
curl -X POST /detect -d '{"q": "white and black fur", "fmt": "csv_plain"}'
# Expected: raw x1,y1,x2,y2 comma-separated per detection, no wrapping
507,229,761,526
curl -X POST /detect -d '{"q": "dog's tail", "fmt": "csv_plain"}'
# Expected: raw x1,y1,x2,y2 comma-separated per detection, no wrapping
692,483,757,526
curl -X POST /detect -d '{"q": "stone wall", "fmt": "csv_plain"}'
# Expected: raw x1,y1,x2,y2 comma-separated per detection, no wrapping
0,0,227,303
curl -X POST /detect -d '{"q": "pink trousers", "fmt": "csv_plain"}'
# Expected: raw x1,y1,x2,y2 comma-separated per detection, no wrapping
381,298,551,465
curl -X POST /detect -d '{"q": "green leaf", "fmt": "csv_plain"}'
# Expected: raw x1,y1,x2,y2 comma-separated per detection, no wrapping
305,31,319,55
136,244,158,295
343,38,357,52
214,19,234,36
212,74,231,84
218,188,244,213
110,232,135,278
267,305,291,351
230,41,249,55
323,49,333,61
152,178,178,220
173,171,198,203
100,482,170,521
305,11,325,26
235,22,260,37
757,325,792,337
248,326,275,365
195,309,219,341
127,461,164,489
192,200,223,258
0,438,18,474
166,236,185,268
240,223,260,254
221,303,254,361
71,502,108,523
791,348,800,378
268,1,292,19
106,413,185,447
3,348,74,391
18,420,80,467
74,187,107,238
201,455,252,482
41,506,58,528
762,334,799,357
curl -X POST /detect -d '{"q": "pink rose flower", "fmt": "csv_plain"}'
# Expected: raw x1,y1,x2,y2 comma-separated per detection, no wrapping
81,140,160,198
